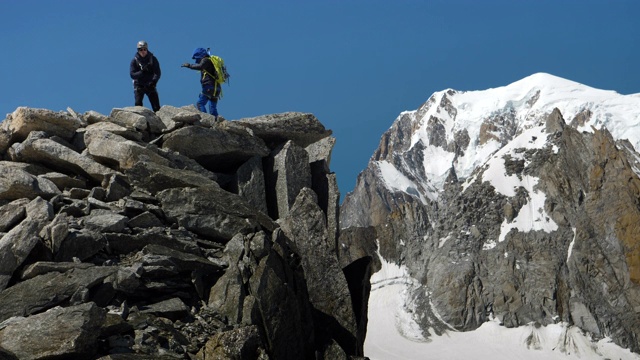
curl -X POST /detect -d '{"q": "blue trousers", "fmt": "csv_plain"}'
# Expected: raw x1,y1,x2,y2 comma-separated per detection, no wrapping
197,86,219,116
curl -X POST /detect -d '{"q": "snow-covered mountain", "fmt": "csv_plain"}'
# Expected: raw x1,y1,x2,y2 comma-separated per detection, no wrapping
375,72,640,202
340,73,640,359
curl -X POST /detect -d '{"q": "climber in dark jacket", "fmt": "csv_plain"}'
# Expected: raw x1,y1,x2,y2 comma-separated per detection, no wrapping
130,40,161,112
181,47,220,117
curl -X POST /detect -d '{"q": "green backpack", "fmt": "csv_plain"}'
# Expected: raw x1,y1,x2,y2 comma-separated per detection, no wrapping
201,49,230,98
209,55,230,86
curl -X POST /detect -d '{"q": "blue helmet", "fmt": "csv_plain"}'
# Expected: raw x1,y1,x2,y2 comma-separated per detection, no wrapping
192,47,208,60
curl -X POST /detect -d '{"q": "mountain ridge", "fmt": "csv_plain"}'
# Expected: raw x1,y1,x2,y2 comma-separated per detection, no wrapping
341,73,640,358
363,72,640,204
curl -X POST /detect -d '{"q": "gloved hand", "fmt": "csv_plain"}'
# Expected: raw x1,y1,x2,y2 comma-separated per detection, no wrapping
181,63,190,68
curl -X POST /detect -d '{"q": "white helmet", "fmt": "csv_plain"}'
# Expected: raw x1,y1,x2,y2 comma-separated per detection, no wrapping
137,40,148,49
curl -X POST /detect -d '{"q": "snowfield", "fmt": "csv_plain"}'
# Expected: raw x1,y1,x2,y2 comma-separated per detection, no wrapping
365,257,640,360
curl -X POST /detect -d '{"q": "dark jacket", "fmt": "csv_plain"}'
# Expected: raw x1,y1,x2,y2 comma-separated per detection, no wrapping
130,51,161,88
186,56,218,88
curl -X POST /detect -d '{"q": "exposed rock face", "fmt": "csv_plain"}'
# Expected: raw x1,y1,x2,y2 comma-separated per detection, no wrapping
341,75,640,354
0,302,106,359
0,106,368,359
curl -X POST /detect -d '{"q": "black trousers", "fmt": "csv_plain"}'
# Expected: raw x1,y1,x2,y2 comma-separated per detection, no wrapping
134,86,161,112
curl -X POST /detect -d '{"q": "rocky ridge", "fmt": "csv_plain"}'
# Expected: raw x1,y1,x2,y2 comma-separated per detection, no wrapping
0,106,371,360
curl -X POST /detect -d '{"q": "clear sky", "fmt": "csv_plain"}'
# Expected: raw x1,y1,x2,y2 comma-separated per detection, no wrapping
1,1,638,201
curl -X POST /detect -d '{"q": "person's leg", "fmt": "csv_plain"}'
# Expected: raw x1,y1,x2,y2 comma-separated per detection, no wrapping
197,92,208,113
134,88,144,107
209,84,220,116
209,98,218,117
147,88,161,112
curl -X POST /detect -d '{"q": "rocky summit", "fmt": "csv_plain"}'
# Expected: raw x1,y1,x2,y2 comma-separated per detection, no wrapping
341,73,640,356
0,105,371,360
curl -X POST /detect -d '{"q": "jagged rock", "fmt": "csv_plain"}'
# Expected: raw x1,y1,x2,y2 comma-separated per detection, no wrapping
104,228,203,256
266,140,311,219
161,125,270,172
128,211,163,228
104,173,132,202
0,160,51,176
0,198,28,232
84,209,129,233
86,197,122,216
157,186,277,243
11,133,114,182
0,302,106,360
235,156,268,215
138,297,190,321
156,145,220,179
207,233,247,324
280,188,359,356
546,107,566,134
172,112,202,125
19,261,95,280
83,121,144,141
198,111,220,128
40,171,87,190
125,160,218,195
40,212,72,255
306,135,336,167
307,136,340,250
318,170,340,249
84,129,170,170
236,112,332,148
124,311,192,356
0,197,53,290
337,226,379,270
569,300,600,335
0,128,12,156
1,107,84,148
570,108,593,128
109,106,166,135
156,105,202,131
194,325,266,360
83,110,109,125
138,244,227,274
0,164,61,200
246,230,270,260
248,228,316,359
0,266,117,322
89,186,107,202
121,196,147,214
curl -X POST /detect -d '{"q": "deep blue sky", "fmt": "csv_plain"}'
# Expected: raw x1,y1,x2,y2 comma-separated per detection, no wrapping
1,1,638,201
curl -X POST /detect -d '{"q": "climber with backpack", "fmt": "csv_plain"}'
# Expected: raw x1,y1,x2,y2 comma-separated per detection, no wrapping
181,47,229,120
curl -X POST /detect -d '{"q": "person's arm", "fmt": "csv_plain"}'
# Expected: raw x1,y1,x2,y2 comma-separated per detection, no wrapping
130,58,143,80
182,57,206,70
151,56,161,84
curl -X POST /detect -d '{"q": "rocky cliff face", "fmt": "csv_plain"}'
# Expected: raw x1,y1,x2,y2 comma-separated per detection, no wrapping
0,106,370,360
341,73,640,354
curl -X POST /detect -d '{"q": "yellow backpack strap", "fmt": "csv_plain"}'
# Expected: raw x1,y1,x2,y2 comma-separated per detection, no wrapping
198,57,224,98
202,69,216,81
201,70,223,98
